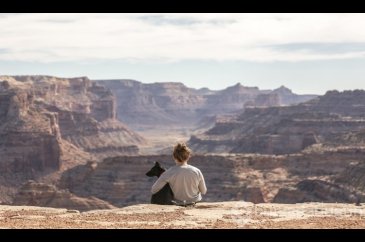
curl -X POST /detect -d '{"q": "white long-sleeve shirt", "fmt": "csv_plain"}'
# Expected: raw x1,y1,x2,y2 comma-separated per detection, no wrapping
151,163,207,203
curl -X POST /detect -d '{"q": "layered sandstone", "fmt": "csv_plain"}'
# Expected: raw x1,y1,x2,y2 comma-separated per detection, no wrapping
57,147,365,207
5,146,365,208
0,76,146,203
190,90,365,154
1,76,364,210
59,155,246,206
0,75,145,159
0,87,62,172
13,180,116,211
273,180,361,204
98,80,316,130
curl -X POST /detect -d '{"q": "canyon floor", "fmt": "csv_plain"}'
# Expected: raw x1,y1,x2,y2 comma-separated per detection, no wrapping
0,201,364,229
138,128,191,155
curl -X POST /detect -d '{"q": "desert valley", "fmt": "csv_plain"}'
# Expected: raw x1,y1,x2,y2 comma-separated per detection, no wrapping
0,75,365,228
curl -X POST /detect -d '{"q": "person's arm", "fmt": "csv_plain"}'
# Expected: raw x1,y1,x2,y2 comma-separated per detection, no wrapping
151,171,170,194
198,171,207,195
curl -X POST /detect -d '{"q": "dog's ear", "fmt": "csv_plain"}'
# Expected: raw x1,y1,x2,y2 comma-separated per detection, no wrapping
155,161,161,167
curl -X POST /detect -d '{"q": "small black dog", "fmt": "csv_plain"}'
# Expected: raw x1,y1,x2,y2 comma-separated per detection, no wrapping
145,161,174,205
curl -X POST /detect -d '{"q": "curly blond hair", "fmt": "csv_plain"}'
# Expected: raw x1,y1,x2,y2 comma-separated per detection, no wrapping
173,142,191,163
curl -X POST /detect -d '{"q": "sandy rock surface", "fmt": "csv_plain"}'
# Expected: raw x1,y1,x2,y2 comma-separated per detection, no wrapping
0,201,364,229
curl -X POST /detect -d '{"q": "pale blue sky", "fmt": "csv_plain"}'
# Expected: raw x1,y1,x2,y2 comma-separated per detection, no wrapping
1,13,365,94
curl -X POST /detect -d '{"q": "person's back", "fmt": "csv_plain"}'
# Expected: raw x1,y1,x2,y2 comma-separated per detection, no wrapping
151,143,207,204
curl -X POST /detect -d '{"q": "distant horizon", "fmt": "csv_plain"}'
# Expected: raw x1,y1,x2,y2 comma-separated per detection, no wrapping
93,77,316,94
2,13,365,95
3,72,362,96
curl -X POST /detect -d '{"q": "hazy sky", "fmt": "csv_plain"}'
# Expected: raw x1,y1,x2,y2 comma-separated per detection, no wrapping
1,13,365,94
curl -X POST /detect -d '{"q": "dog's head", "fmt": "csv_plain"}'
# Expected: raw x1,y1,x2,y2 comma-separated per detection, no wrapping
146,161,166,178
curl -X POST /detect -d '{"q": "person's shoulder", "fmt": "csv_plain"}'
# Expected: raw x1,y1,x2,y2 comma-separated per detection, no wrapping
166,165,177,172
187,164,202,172
160,166,176,178
167,164,185,172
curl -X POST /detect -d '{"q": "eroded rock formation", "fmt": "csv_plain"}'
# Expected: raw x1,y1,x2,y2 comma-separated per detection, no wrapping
13,180,115,211
57,148,365,206
0,88,62,173
0,75,145,162
0,75,146,203
98,80,316,130
190,90,365,154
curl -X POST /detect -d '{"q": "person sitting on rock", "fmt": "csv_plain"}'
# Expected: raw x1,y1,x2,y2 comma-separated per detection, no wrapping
151,142,207,206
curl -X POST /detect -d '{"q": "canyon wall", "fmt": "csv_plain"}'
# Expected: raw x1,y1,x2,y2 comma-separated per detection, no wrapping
0,76,146,202
98,80,316,130
190,90,365,154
